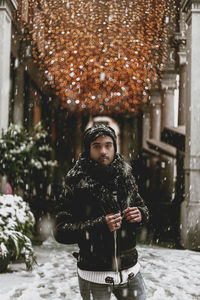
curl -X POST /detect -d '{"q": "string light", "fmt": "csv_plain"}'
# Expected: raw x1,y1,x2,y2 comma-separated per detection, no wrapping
17,0,178,115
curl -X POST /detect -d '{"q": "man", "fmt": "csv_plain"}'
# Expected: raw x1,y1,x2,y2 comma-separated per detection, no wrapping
54,124,149,300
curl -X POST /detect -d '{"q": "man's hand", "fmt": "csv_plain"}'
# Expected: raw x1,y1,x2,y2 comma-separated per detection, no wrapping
123,207,142,223
105,213,122,232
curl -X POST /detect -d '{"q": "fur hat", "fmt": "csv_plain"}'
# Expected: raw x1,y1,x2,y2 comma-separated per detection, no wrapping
83,124,117,154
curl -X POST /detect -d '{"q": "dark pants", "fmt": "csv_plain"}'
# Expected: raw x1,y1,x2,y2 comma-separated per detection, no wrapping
78,272,146,300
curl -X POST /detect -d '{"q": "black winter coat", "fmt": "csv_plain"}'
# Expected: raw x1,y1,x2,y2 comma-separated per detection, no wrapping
54,153,149,272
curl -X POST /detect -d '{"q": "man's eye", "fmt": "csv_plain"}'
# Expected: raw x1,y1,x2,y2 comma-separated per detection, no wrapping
106,144,112,148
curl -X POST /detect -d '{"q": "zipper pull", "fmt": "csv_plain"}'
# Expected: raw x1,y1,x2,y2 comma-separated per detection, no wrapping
112,190,121,213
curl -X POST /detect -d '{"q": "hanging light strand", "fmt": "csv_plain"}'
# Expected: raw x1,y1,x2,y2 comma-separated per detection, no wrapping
17,0,178,114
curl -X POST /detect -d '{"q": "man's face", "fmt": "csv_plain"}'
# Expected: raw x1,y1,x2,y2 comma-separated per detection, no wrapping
90,135,115,166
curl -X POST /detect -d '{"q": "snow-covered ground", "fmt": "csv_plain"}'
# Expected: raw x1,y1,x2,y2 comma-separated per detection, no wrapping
0,236,199,300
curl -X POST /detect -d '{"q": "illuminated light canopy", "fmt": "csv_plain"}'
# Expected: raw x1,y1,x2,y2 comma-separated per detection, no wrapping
17,0,178,114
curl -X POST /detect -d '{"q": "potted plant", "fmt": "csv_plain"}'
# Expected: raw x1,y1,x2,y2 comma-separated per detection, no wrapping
0,195,36,272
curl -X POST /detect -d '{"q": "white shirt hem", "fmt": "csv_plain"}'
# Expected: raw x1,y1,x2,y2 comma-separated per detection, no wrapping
77,262,140,285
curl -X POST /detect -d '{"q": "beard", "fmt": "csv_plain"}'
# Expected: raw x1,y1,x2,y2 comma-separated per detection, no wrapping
87,157,118,187
96,155,111,165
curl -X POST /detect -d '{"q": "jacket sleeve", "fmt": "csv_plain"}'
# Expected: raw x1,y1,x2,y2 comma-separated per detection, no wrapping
53,185,107,245
129,175,149,225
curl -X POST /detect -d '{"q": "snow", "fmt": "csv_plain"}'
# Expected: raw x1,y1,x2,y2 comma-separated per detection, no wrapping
0,236,199,300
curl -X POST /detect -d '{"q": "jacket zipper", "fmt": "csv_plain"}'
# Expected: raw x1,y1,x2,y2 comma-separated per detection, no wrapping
112,190,123,284
114,229,123,284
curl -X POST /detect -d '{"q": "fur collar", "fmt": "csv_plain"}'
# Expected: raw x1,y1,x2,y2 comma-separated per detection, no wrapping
67,153,132,183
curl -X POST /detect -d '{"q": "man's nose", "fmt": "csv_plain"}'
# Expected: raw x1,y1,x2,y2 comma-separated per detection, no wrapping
100,146,106,154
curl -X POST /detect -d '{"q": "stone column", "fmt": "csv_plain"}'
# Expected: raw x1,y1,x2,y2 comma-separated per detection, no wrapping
13,37,33,125
181,0,200,250
0,0,18,136
150,89,162,140
142,104,150,149
160,71,177,199
177,10,187,126
161,72,177,132
13,64,25,125
148,89,162,192
175,16,187,213
178,52,187,126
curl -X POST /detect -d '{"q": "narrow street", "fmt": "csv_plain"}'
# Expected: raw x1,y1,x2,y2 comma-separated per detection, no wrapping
0,237,199,300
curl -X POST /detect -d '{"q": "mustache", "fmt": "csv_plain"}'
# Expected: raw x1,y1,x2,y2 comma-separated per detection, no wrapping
99,155,109,159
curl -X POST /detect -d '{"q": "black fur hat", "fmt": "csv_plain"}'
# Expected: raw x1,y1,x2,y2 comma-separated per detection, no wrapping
83,124,117,154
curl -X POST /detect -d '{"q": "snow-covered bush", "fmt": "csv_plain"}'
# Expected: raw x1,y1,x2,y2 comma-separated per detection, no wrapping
0,195,36,270
0,122,57,200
